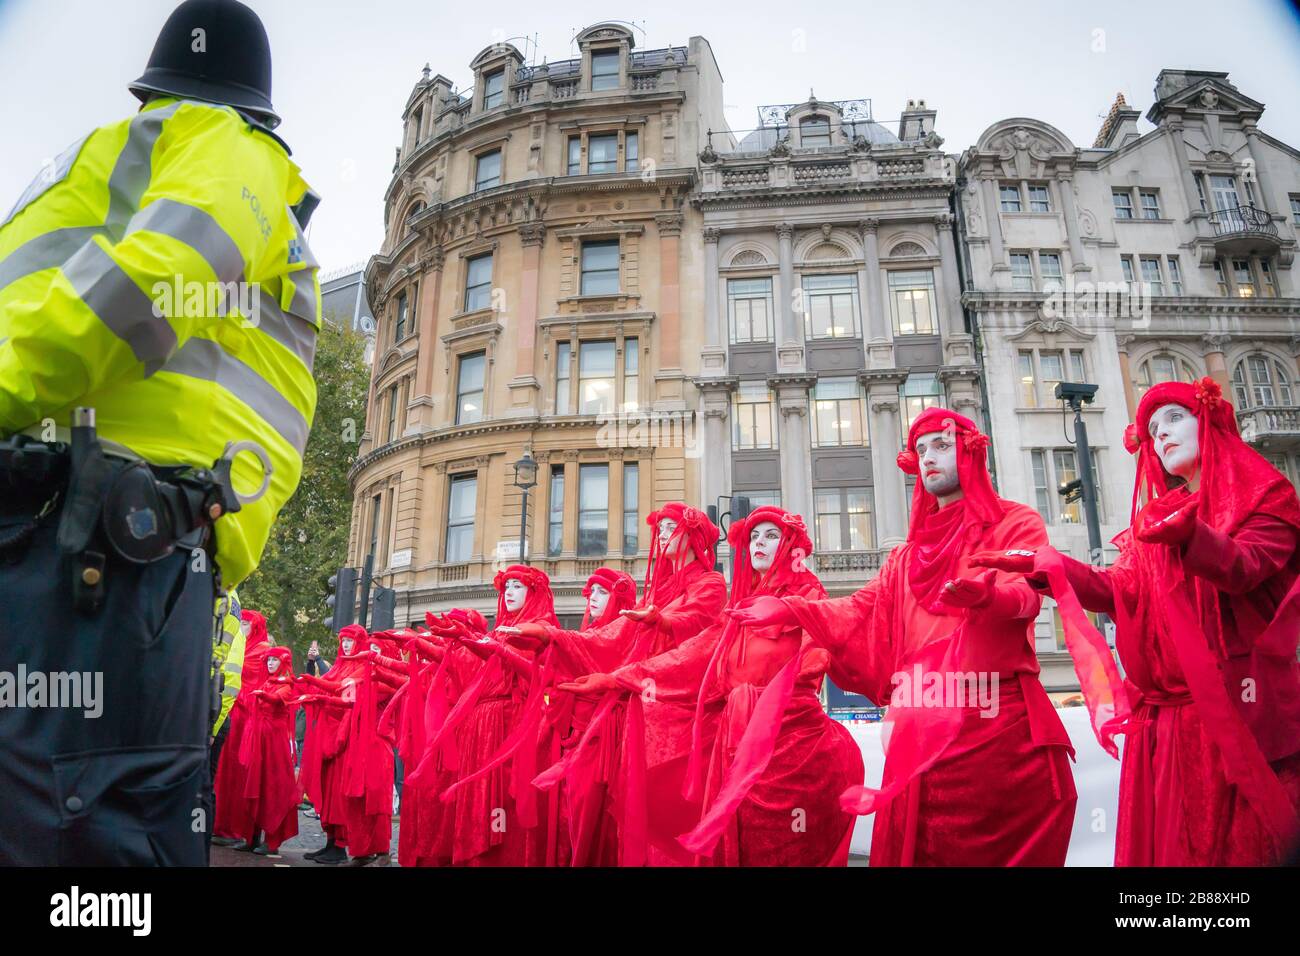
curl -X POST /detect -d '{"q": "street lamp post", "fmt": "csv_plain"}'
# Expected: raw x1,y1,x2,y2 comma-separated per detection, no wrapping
512,450,538,565
1054,382,1104,566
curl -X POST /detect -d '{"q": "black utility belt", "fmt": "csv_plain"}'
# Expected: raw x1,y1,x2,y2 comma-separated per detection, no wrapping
0,414,262,613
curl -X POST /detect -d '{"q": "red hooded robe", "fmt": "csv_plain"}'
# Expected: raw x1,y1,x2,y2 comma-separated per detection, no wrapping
213,609,271,841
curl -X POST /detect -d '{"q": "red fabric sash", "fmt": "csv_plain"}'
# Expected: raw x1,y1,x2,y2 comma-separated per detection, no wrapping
1034,547,1129,758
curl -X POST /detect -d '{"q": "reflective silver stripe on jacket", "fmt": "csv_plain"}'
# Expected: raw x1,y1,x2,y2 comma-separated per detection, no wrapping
62,240,178,373
125,198,246,285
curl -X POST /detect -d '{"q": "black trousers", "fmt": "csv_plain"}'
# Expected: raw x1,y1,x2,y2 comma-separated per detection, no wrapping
0,516,214,866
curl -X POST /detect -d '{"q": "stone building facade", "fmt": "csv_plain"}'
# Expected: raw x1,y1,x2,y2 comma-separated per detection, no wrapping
957,69,1300,686
693,97,980,593
353,24,728,624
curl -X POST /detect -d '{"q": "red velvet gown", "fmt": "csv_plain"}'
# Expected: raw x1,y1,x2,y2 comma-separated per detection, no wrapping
297,640,366,850
212,633,271,841
543,559,728,865
787,501,1077,866
338,652,403,858
379,636,443,867
612,574,864,865
1051,515,1300,864
240,654,299,852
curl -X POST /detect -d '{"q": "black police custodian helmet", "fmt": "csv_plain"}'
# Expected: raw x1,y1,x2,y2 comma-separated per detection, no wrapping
129,0,279,129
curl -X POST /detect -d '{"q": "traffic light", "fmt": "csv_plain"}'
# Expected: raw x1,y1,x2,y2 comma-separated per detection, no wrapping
370,586,397,632
324,566,358,632
733,494,752,523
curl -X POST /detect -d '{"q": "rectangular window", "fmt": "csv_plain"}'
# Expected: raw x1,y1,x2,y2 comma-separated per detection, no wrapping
800,116,831,147
1120,256,1135,285
622,462,639,556
591,50,620,90
455,352,485,425
483,70,504,109
1030,450,1051,520
733,382,777,450
1039,350,1065,402
1112,190,1134,219
369,494,382,559
1210,175,1240,211
728,277,774,344
580,240,620,295
547,467,564,557
1038,252,1063,289
474,149,501,191
394,291,408,342
1053,449,1082,524
1140,257,1164,296
900,373,942,435
887,270,937,335
1140,191,1161,219
1233,258,1256,297
567,136,581,175
386,384,398,442
1018,350,1037,407
577,464,609,557
1290,195,1300,225
1028,184,1051,212
1167,256,1183,295
588,133,618,174
622,337,639,411
578,340,616,415
802,273,859,339
555,343,571,415
1194,173,1208,212
1260,259,1277,297
1214,259,1229,296
1069,348,1087,382
745,491,782,510
811,377,865,447
464,253,493,311
445,475,477,563
1010,253,1034,291
625,132,639,172
999,184,1022,212
814,489,873,552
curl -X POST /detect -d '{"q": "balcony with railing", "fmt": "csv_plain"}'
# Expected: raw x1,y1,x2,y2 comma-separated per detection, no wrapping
1238,404,1300,449
1206,204,1282,256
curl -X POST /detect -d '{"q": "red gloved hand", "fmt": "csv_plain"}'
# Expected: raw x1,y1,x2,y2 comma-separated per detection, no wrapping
497,622,550,650
968,549,1037,574
619,605,661,625
938,573,996,609
557,673,619,696
1136,490,1198,546
726,595,796,629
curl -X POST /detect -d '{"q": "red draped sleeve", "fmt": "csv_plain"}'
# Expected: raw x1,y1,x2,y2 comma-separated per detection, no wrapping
1182,514,1297,597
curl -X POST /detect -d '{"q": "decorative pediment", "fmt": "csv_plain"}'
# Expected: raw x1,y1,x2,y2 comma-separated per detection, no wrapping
973,119,1076,179
730,249,769,267
1148,74,1264,124
805,241,850,261
1006,316,1096,344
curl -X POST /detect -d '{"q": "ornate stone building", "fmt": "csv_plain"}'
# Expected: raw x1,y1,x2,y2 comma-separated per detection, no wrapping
353,24,728,624
957,69,1300,686
693,96,980,594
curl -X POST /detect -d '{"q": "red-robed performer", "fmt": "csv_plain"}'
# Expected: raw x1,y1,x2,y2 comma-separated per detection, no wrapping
731,408,1096,866
502,503,727,866
975,378,1300,865
408,567,560,866
565,506,864,865
295,624,364,864
240,646,300,854
212,609,272,847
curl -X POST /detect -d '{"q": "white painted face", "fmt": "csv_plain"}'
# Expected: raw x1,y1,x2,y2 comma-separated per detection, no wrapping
266,656,281,674
341,637,355,655
240,619,251,637
657,518,678,548
1148,402,1199,480
915,430,960,498
749,521,782,572
586,583,611,620
504,577,528,613
369,642,381,655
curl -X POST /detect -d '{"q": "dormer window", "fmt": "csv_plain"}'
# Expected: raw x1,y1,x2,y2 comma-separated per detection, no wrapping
591,50,620,90
483,69,505,109
800,115,831,147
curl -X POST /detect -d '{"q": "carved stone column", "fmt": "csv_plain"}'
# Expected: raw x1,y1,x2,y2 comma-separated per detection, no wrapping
862,370,909,548
410,247,445,430
1115,334,1138,422
858,217,893,370
696,376,737,536
700,227,727,376
770,373,815,522
1052,169,1090,274
1201,333,1232,396
776,223,804,371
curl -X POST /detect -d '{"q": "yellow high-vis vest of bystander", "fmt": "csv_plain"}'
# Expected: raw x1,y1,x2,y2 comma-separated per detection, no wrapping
0,97,320,587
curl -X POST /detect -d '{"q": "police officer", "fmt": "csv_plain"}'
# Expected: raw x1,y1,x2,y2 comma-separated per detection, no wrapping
0,0,319,865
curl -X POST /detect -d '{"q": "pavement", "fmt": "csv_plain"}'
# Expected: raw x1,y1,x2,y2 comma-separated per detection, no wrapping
211,805,400,867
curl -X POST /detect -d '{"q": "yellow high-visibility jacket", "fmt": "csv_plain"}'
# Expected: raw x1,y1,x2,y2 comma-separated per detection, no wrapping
0,97,320,587
213,589,243,735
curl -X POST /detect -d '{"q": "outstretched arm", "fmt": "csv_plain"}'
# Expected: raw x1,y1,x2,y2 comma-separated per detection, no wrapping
1179,514,1296,596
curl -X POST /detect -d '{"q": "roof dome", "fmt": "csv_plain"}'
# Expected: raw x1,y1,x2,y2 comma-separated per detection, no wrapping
735,119,899,152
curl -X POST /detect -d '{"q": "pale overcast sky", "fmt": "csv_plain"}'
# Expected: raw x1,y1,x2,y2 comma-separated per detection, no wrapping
2,0,1298,272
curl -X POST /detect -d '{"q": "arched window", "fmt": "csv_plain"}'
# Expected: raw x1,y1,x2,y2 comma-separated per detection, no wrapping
1133,353,1198,400
1232,354,1296,409
406,201,425,221
799,115,831,148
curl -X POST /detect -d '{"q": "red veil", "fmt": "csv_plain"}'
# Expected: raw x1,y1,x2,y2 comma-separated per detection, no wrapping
642,502,720,610
1118,377,1300,848
581,567,638,630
